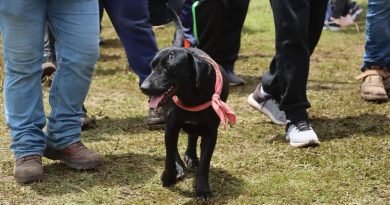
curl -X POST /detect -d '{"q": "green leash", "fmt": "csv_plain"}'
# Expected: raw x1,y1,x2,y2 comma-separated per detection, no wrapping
191,1,200,45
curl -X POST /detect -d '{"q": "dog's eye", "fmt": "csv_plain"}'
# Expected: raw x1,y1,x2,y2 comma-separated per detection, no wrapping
162,63,169,70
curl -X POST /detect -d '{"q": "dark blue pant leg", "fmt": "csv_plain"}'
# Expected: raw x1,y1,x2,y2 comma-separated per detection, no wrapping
102,0,158,84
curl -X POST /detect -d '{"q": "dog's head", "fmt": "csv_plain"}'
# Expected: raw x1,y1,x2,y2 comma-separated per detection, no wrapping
140,47,215,108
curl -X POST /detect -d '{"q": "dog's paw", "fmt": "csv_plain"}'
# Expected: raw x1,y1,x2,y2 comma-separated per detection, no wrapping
184,154,199,171
196,188,213,201
161,170,177,187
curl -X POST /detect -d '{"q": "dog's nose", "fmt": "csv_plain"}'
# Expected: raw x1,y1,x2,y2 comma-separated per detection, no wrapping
140,80,150,94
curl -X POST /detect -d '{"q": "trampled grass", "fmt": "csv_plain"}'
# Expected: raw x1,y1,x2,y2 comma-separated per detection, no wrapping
0,1,389,204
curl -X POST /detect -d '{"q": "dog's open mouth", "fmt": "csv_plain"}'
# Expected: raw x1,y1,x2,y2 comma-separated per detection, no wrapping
149,86,177,108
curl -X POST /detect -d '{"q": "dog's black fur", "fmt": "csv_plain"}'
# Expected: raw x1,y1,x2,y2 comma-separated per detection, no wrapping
140,47,229,200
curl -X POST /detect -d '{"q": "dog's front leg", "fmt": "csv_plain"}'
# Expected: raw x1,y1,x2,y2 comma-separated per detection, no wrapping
196,130,217,200
185,135,199,170
161,126,180,187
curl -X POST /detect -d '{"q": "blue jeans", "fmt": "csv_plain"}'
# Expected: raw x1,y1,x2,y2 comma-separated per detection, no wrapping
363,0,390,71
0,0,99,159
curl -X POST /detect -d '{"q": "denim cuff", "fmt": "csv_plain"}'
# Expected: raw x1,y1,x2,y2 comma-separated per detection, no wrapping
15,152,43,160
361,63,390,72
46,136,81,150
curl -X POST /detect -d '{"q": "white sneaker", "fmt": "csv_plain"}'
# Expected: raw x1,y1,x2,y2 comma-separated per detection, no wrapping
286,120,320,148
247,84,287,125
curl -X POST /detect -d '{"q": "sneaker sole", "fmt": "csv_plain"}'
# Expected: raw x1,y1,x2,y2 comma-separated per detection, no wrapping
229,81,246,86
44,151,102,170
63,160,102,170
15,174,44,183
286,132,320,148
41,63,56,75
361,93,388,102
289,140,320,148
247,94,286,125
327,26,341,32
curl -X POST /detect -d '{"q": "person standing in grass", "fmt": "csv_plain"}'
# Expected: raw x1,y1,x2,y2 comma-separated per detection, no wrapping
324,0,363,31
178,0,250,86
247,0,328,148
98,0,184,126
355,0,390,102
0,0,103,183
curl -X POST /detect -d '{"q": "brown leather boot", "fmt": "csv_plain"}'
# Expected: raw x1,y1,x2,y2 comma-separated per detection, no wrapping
384,75,390,97
355,69,389,102
13,155,44,183
44,141,103,170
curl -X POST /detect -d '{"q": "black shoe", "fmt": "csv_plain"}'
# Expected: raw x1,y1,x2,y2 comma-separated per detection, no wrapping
225,71,246,86
81,105,96,130
81,113,96,130
41,56,56,86
325,18,341,31
146,106,165,125
348,2,363,20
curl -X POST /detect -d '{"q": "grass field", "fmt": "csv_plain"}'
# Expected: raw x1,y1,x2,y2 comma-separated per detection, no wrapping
0,1,389,204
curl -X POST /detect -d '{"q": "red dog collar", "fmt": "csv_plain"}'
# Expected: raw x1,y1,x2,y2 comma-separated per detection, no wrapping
172,55,236,127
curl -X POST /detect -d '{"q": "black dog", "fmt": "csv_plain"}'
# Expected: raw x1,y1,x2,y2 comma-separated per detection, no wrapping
140,47,235,200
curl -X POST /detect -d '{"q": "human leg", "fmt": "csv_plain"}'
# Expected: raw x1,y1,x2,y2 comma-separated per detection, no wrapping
357,0,390,101
261,0,327,147
0,0,47,159
331,0,349,18
102,0,158,84
195,0,247,86
0,0,47,182
42,24,56,86
218,0,250,83
44,0,102,168
179,0,197,47
102,0,164,125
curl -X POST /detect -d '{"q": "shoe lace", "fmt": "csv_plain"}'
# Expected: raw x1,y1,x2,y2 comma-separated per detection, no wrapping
293,121,312,132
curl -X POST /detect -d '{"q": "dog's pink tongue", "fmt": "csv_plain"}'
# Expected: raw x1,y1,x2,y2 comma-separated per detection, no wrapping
149,95,165,109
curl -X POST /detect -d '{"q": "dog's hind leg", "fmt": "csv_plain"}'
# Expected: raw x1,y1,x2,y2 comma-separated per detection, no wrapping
161,127,180,187
196,130,217,200
184,135,199,170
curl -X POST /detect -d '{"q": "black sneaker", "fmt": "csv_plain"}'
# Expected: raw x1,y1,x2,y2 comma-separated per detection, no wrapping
325,18,341,31
41,56,56,86
81,105,96,130
247,84,286,125
81,113,96,130
226,71,246,86
348,2,363,20
146,106,165,125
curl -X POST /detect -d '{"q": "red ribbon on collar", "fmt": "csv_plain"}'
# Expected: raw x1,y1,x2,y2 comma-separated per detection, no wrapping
172,55,236,128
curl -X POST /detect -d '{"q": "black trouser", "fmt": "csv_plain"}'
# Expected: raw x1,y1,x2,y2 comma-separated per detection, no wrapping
261,0,328,121
195,0,250,72
331,0,351,18
43,24,56,61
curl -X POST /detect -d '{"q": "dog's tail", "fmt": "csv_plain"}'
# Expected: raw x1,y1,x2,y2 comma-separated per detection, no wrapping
168,5,185,48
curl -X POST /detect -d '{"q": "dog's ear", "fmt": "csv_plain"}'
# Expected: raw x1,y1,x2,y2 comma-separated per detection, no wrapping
150,48,177,71
191,53,212,89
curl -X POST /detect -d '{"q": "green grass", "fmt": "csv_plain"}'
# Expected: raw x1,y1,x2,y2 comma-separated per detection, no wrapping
0,1,389,204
